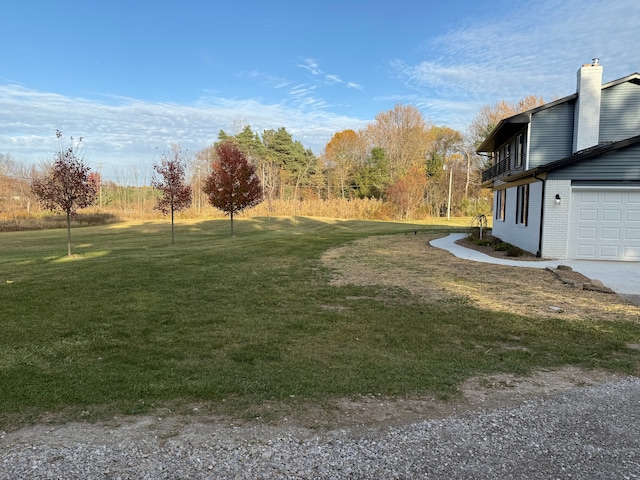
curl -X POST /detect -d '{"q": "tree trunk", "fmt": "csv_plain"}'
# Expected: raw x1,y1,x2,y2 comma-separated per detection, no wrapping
464,150,471,197
66,211,72,256
230,211,234,236
171,206,175,245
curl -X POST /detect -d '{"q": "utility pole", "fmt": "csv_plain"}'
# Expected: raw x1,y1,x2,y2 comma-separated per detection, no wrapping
445,163,453,221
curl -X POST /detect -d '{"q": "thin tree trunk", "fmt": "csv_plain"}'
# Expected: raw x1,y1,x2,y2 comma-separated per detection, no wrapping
464,150,471,197
171,207,175,245
230,211,234,236
66,211,72,256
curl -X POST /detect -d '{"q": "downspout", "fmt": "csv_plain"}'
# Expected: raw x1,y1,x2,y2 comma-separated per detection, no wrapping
533,169,545,257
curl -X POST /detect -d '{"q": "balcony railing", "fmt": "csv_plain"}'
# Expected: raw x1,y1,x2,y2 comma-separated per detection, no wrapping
482,154,524,183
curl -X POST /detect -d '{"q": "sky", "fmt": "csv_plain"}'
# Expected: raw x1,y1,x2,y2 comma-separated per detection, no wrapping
1,0,639,182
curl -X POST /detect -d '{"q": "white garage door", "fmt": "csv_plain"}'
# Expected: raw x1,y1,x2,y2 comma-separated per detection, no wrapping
568,189,640,260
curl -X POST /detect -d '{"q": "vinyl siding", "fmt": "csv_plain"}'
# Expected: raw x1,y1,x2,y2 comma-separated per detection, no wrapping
547,142,640,181
528,101,574,168
600,81,640,142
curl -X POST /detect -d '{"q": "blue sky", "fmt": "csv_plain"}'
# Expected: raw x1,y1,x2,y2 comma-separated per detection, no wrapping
2,0,639,181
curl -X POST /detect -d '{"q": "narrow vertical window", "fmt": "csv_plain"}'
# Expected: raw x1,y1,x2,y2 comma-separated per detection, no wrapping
516,184,529,225
496,189,506,221
516,134,524,168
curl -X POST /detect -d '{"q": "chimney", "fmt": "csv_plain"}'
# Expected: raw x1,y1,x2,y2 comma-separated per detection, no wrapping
573,59,603,153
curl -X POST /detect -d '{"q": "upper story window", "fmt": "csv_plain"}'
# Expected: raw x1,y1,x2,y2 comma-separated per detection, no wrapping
492,133,526,173
516,134,525,168
503,143,511,166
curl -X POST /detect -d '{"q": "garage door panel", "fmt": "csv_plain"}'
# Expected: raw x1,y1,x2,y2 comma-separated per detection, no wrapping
576,245,596,257
577,226,597,240
627,210,640,222
626,228,640,240
627,192,640,204
602,228,620,239
600,245,620,258
578,209,597,221
602,209,621,221
569,189,640,261
624,246,640,260
578,191,599,203
603,192,623,204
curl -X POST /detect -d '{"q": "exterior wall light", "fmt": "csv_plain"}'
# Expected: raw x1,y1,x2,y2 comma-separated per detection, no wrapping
555,194,561,205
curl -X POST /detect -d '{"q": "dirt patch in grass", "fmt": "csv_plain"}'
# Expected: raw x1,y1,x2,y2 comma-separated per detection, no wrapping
1,367,627,445
322,233,640,321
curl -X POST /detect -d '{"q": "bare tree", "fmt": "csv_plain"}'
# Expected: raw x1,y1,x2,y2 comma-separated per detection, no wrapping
469,95,547,161
31,131,97,256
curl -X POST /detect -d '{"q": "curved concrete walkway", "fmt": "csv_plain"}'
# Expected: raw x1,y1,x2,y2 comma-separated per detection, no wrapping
430,233,640,297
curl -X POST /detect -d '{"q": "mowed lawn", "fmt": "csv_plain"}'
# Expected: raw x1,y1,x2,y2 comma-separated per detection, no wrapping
1,216,639,427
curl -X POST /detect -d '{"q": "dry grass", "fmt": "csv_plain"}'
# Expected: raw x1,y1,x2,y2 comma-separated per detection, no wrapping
322,233,640,322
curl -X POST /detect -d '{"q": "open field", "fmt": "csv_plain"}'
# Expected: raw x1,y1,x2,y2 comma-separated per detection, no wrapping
1,216,639,430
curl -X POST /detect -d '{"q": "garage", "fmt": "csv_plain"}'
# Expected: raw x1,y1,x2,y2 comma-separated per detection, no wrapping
568,188,640,260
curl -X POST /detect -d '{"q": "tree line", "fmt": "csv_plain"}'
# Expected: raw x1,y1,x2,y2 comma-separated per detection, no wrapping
0,97,546,230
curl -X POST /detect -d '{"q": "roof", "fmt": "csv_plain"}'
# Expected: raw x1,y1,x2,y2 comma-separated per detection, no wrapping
476,72,640,153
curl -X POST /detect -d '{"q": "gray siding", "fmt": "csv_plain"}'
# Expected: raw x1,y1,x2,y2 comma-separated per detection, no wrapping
600,81,640,142
528,101,574,167
547,142,640,181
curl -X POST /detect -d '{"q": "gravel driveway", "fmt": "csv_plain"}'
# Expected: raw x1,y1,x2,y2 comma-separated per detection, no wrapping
2,377,639,479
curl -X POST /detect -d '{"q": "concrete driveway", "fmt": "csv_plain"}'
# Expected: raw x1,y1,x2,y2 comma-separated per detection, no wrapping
430,233,640,297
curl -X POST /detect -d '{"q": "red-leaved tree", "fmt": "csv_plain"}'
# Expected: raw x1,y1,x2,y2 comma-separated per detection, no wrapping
203,140,263,236
31,130,98,256
151,144,192,244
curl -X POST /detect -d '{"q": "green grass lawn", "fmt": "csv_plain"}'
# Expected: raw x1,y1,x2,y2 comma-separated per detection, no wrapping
1,216,638,428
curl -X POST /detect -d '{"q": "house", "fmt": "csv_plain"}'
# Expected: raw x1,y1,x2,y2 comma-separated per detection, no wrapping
478,60,640,261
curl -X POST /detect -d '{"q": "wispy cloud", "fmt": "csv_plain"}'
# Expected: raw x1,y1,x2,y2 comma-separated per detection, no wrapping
244,70,292,89
392,0,640,127
298,58,322,76
325,74,342,85
0,84,365,177
297,58,362,91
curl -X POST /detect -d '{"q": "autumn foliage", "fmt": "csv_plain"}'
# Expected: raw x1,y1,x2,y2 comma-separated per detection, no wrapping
31,130,98,255
386,165,428,220
203,140,263,235
152,145,192,244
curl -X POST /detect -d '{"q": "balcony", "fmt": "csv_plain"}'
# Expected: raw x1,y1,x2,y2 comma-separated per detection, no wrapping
481,155,524,183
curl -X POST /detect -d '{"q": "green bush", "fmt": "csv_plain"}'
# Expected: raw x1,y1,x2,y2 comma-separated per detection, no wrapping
470,236,492,246
492,240,525,257
493,241,511,252
506,245,525,257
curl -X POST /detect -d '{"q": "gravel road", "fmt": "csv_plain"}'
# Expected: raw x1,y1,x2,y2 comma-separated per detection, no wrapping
2,377,640,479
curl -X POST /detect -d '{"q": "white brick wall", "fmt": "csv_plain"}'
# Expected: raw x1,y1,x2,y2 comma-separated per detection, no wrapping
540,180,572,258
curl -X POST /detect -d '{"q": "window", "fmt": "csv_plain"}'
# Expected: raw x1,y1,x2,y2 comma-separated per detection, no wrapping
516,184,529,225
515,134,524,168
496,189,506,221
503,143,511,167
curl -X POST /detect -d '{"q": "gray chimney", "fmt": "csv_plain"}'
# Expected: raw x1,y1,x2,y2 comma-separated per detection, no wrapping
573,59,603,153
